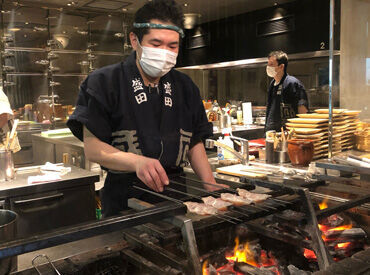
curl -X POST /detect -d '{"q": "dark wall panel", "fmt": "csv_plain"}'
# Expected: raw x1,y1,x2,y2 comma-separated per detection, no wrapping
178,0,340,67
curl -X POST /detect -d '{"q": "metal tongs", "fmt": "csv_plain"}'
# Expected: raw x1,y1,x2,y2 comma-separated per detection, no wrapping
32,254,61,275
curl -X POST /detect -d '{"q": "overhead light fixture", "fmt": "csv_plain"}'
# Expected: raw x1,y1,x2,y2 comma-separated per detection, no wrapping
274,2,278,6
84,0,131,10
9,28,21,32
53,34,70,49
122,8,127,11
67,1,77,6
184,13,201,29
184,3,188,7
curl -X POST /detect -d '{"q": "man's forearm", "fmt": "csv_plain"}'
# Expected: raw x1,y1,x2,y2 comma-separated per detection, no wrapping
84,135,143,172
83,126,142,172
187,142,216,184
83,127,169,192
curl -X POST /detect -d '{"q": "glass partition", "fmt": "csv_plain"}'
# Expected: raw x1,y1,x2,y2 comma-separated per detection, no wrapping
0,1,133,118
178,55,340,110
338,0,370,120
1,0,369,271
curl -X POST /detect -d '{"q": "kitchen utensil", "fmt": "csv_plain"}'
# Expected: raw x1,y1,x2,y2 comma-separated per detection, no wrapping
287,139,314,166
0,210,17,274
258,148,266,160
265,139,275,164
219,114,231,129
274,150,290,163
32,254,61,275
0,149,15,181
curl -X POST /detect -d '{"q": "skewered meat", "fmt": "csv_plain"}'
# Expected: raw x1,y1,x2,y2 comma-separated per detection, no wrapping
220,193,252,206
236,188,271,202
183,202,218,215
202,196,232,211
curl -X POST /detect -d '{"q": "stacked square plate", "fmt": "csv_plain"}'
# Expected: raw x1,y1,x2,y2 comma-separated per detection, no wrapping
286,109,360,159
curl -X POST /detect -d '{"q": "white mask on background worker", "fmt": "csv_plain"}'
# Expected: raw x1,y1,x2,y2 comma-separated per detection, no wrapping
266,66,278,78
136,38,178,78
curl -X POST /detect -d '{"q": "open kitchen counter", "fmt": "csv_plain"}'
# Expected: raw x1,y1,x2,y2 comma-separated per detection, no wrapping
0,165,99,198
0,166,99,239
212,125,265,140
1,168,369,274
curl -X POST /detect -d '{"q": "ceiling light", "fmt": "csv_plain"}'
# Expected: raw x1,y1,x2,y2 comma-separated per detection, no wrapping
184,3,188,7
25,22,29,25
9,28,21,32
184,13,201,29
274,2,278,5
122,8,127,11
67,1,77,6
53,34,70,49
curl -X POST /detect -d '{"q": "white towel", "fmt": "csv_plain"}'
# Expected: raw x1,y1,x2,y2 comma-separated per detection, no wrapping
28,174,61,185
40,162,71,176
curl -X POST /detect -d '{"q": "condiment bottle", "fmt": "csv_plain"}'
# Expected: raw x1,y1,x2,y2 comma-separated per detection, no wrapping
237,107,243,125
223,133,234,159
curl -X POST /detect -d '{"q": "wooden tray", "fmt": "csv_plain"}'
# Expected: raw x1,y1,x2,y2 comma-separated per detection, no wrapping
286,123,327,128
343,110,361,116
315,108,348,114
216,164,268,179
287,118,328,124
289,128,326,134
297,113,341,119
293,132,327,138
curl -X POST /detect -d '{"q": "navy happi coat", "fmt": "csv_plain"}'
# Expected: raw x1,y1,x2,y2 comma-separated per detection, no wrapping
67,52,212,216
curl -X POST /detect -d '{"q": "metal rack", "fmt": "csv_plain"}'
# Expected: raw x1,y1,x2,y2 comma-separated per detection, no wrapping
0,174,369,274
0,0,133,111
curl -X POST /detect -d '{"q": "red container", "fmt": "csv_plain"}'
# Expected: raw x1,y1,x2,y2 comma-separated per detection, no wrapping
287,139,314,166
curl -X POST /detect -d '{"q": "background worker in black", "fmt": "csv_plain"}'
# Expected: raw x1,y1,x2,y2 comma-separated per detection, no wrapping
67,0,222,217
265,51,309,132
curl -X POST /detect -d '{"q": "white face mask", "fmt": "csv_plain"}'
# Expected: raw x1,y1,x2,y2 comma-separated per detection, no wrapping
137,40,178,78
266,65,277,78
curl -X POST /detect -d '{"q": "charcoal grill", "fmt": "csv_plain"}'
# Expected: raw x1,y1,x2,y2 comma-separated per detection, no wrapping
1,173,369,275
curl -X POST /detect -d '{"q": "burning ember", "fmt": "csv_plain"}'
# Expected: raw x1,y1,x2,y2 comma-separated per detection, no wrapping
303,248,317,261
319,199,328,210
225,237,257,266
202,237,280,275
303,199,367,262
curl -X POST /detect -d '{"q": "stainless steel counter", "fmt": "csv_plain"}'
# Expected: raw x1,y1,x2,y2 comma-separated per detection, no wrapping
0,165,99,237
212,124,265,140
0,165,99,199
32,134,84,148
32,134,97,170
